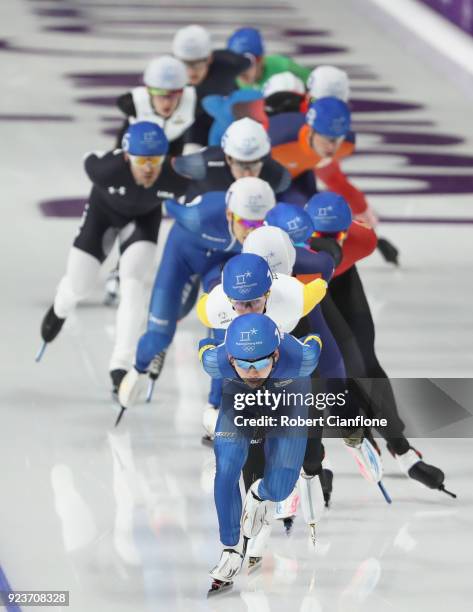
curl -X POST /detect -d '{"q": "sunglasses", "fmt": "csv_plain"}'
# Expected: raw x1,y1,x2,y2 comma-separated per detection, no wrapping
234,355,273,371
148,87,183,98
311,230,347,242
229,294,268,312
228,157,264,172
128,155,165,167
233,213,265,229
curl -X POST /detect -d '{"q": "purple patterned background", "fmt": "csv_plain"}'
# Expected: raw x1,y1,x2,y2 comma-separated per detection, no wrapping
418,0,473,35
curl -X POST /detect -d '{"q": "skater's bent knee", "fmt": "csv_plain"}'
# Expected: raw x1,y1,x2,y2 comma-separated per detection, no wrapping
262,468,299,501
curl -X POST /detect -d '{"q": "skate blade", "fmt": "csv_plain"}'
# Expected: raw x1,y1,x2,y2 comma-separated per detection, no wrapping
247,556,262,573
35,342,47,363
378,481,392,504
309,523,316,547
207,579,234,597
439,485,457,499
145,379,155,403
114,406,126,427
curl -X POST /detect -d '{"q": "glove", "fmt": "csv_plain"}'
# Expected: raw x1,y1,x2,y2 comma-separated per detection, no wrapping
342,426,364,448
198,337,218,362
308,236,343,267
118,367,147,409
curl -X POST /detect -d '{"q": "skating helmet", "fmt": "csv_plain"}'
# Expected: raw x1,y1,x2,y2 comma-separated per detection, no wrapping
144,55,187,91
122,121,169,156
307,66,350,102
263,72,306,98
172,25,212,61
305,192,352,232
243,226,296,275
227,27,264,57
226,177,276,220
265,203,314,244
225,313,281,359
223,253,272,300
305,97,351,138
221,117,271,161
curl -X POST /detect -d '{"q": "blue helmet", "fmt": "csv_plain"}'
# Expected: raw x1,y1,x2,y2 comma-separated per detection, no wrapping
305,192,352,232
305,97,351,138
227,27,264,57
223,253,272,300
122,121,169,156
225,313,280,359
265,203,314,244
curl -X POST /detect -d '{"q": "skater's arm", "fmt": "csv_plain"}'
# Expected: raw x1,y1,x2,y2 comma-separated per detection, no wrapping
315,159,368,214
335,221,378,277
293,247,335,282
302,278,328,316
199,340,234,378
273,334,321,378
172,150,208,180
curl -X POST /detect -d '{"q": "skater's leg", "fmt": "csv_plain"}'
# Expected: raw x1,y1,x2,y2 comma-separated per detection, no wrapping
242,437,265,491
135,225,196,372
257,381,309,503
259,434,308,502
54,203,113,318
54,248,102,318
307,306,346,378
110,210,160,372
109,241,156,372
329,266,407,451
214,413,250,546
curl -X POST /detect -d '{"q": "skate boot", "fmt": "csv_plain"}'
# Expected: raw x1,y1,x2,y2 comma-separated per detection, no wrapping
115,367,148,426
241,479,269,538
110,369,127,400
145,351,167,402
36,305,66,361
377,237,399,266
319,468,333,507
202,403,219,445
395,448,457,498
208,537,248,596
104,267,120,306
247,518,272,571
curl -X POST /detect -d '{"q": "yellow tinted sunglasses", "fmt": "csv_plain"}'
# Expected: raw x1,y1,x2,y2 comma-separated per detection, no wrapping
128,155,164,167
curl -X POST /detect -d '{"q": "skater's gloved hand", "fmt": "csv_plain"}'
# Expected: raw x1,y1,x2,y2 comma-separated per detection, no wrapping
198,337,219,361
308,236,342,267
118,367,147,409
355,205,378,228
341,426,364,448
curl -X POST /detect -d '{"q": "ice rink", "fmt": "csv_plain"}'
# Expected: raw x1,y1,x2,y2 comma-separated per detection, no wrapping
1,0,473,610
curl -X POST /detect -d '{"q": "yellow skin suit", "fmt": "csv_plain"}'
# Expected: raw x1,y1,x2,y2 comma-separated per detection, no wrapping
197,273,327,333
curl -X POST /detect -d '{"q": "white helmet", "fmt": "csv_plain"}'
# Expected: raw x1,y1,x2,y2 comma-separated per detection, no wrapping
243,226,296,275
263,71,305,98
173,25,212,61
144,55,187,90
221,117,271,161
226,177,275,220
307,65,350,102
